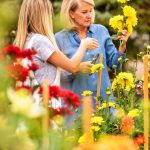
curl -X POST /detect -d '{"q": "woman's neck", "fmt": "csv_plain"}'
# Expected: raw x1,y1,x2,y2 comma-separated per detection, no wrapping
75,27,88,39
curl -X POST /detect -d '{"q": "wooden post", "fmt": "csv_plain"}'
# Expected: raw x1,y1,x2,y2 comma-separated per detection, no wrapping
143,55,149,150
42,79,49,150
96,54,103,114
83,96,93,146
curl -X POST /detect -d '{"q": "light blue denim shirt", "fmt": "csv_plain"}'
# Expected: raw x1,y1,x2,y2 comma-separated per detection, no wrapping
55,24,126,105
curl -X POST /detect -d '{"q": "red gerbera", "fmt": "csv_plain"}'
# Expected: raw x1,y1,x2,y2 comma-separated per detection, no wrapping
61,89,80,108
2,45,22,59
38,85,62,99
22,49,37,60
28,62,39,72
7,64,29,82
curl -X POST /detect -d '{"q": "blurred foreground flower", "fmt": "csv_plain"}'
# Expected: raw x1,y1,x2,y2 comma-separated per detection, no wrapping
7,88,46,118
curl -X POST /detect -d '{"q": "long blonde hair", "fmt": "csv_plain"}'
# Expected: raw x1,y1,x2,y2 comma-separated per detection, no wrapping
15,0,59,50
60,0,95,29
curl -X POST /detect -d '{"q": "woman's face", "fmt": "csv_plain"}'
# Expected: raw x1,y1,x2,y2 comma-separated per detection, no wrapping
70,1,94,28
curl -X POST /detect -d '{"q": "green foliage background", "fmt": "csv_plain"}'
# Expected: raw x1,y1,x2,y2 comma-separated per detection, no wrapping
0,0,150,57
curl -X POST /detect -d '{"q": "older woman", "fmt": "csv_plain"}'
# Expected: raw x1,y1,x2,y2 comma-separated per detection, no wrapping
55,0,129,107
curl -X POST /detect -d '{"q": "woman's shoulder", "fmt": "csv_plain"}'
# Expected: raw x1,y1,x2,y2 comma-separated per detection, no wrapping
31,33,51,44
25,33,55,51
91,24,108,32
55,29,69,38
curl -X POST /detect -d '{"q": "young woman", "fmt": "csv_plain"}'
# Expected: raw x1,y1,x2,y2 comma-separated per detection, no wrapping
14,0,98,86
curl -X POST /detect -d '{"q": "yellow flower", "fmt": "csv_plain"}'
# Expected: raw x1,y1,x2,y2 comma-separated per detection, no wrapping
118,57,123,62
128,109,140,118
118,0,130,3
100,102,116,109
91,63,104,73
106,90,111,95
78,133,93,144
123,6,138,27
91,125,100,132
91,116,105,125
81,90,93,96
112,72,135,91
78,134,85,144
148,83,150,89
109,15,124,32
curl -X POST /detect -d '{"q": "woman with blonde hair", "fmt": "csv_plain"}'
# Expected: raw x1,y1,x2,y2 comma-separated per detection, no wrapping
55,0,129,107
14,0,98,86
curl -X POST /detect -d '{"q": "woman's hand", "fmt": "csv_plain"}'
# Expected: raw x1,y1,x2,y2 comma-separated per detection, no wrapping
81,38,99,50
118,30,129,54
79,61,93,74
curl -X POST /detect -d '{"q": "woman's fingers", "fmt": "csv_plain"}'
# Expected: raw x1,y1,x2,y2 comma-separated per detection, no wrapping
118,30,129,45
88,38,99,50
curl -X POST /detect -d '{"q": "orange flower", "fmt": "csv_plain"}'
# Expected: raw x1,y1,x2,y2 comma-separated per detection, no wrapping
121,116,135,134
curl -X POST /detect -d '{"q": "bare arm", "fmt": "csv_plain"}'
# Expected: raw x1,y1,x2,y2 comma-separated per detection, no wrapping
48,38,99,74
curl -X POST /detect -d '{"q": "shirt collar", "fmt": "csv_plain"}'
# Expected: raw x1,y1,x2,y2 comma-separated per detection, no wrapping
70,24,96,36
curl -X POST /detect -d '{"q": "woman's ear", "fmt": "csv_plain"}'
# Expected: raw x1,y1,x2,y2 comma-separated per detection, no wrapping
69,10,74,19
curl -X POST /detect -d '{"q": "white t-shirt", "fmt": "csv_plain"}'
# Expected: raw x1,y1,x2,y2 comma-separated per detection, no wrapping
24,33,60,85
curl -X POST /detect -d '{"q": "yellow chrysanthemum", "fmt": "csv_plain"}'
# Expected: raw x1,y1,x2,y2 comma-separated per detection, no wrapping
123,6,138,27
81,90,93,96
126,24,133,35
118,0,130,3
91,116,105,125
128,109,140,118
91,63,104,73
112,72,135,91
109,15,124,32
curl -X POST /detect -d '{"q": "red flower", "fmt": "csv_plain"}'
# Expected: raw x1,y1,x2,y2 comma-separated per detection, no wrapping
22,49,37,60
61,89,80,108
53,108,65,115
7,64,29,82
134,134,145,146
121,116,135,134
28,62,39,72
39,85,62,99
2,45,22,59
